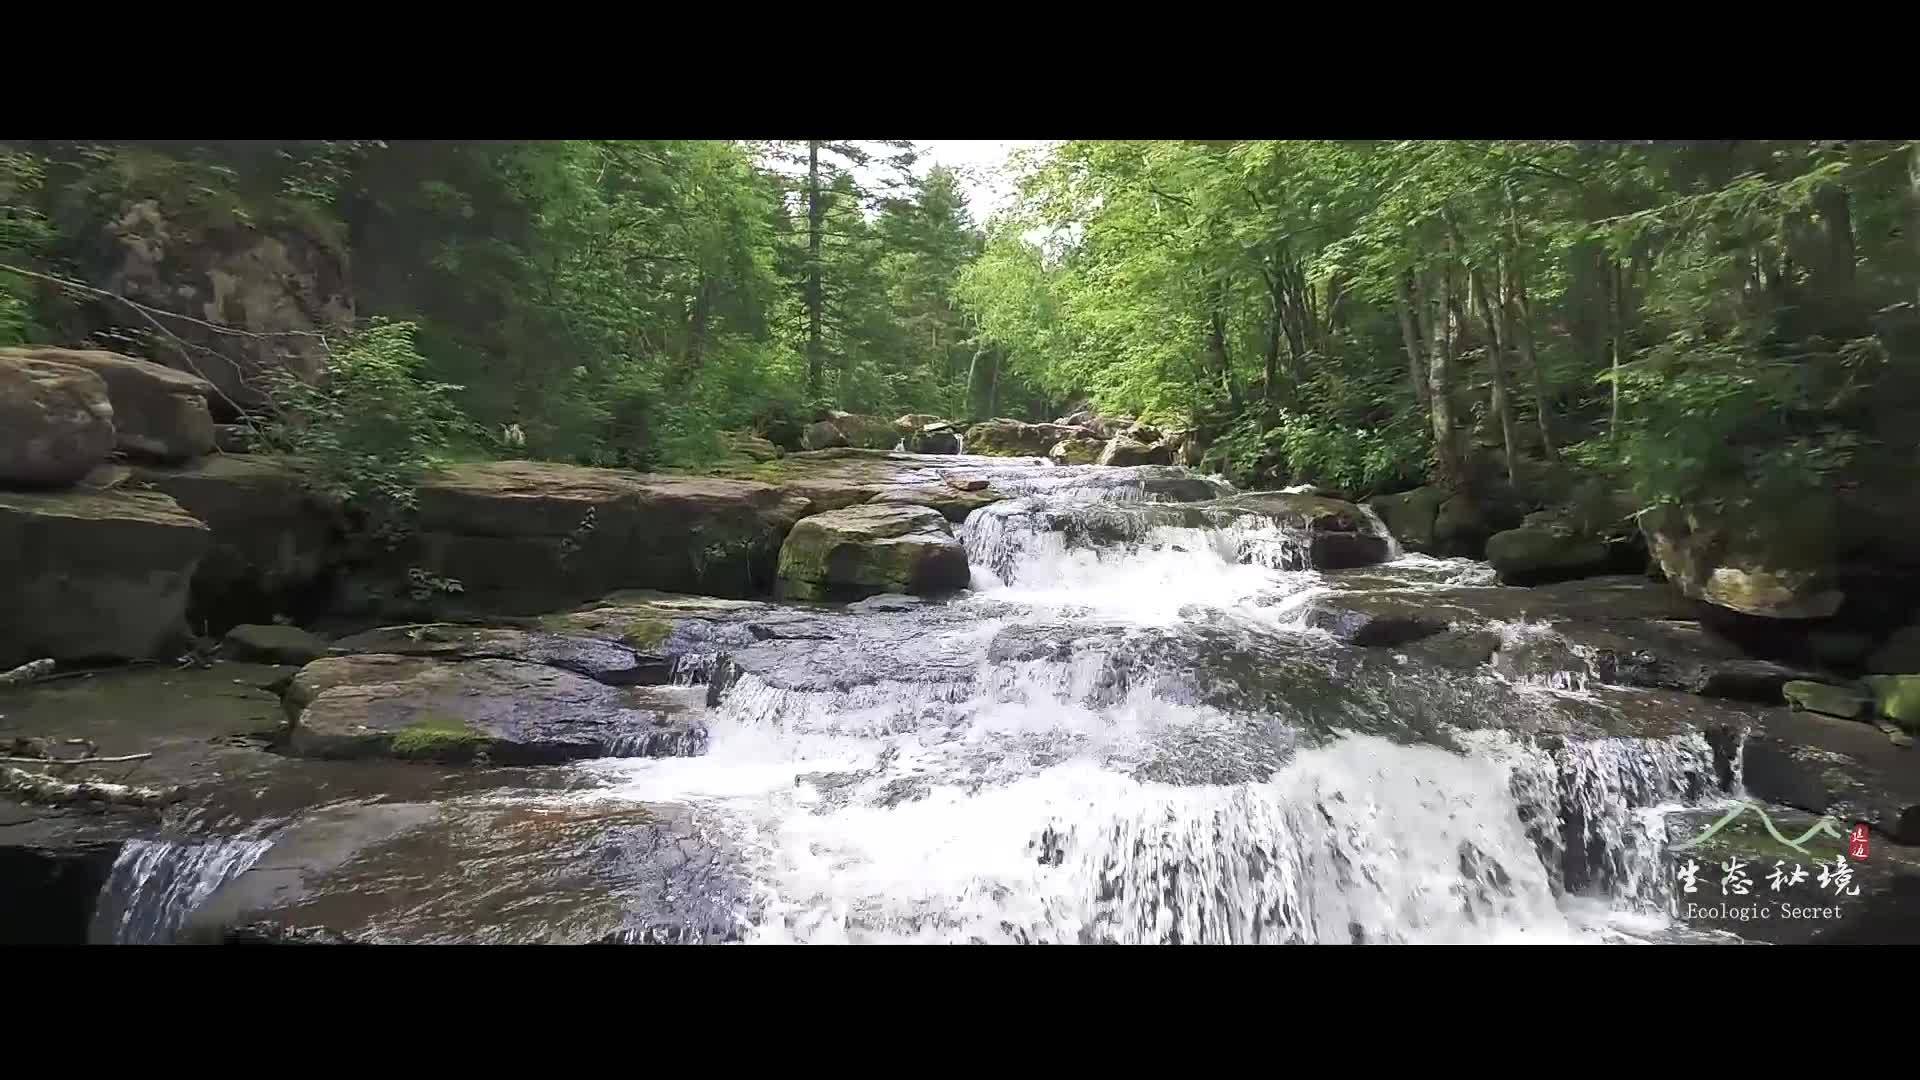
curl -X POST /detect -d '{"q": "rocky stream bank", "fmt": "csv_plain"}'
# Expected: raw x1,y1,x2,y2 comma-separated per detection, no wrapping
4,360,1916,944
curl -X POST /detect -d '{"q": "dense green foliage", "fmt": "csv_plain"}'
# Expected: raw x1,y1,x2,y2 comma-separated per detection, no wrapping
0,139,1019,471
6,139,1917,520
958,140,1920,510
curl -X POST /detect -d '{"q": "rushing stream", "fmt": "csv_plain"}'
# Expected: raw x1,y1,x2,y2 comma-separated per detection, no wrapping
578,461,1739,944
87,457,1747,943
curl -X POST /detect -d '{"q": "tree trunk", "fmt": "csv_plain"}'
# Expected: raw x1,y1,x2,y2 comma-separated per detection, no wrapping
1814,184,1855,289
1473,264,1519,486
965,343,998,420
1394,268,1432,414
1911,142,1920,307
1427,257,1463,489
805,139,824,401
1263,268,1284,411
1207,276,1243,412
1502,182,1556,461
1608,257,1626,441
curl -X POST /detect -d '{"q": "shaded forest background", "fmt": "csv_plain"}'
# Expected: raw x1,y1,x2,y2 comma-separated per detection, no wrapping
4,139,1918,524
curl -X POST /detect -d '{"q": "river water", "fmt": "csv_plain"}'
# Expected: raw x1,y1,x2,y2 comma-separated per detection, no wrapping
578,460,1737,944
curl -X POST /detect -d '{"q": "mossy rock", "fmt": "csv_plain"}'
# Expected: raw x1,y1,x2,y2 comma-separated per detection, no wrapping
1782,680,1870,720
775,503,969,602
388,713,494,761
1865,675,1920,733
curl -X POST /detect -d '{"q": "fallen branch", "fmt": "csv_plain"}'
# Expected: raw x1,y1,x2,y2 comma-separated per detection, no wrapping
1,765,176,808
0,752,153,765
0,658,55,687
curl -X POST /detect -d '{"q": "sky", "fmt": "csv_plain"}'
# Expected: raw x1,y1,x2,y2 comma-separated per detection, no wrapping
911,140,1051,224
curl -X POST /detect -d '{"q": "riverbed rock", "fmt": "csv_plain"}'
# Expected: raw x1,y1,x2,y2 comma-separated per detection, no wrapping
902,421,961,455
284,654,707,763
0,488,209,667
0,347,216,462
1219,492,1393,569
964,419,1080,457
129,455,339,629
1098,434,1174,467
1740,706,1920,843
1639,503,1843,619
1363,485,1494,558
329,623,660,686
722,432,782,463
1811,629,1877,668
1485,525,1612,585
177,797,748,944
222,624,330,666
409,461,810,612
0,355,117,488
1048,435,1104,465
1782,680,1870,720
866,484,1002,524
775,503,970,601
1865,675,1920,732
801,419,848,451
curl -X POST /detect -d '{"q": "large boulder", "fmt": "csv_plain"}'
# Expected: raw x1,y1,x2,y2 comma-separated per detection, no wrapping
1639,504,1842,619
800,419,849,451
1865,675,1920,733
1219,492,1393,569
0,488,209,667
284,654,707,763
1048,435,1105,466
902,421,961,455
964,419,1082,457
0,348,215,461
130,456,339,628
0,355,117,488
803,411,900,451
222,623,330,666
1485,526,1612,585
775,503,970,601
408,462,811,613
1097,434,1174,467
1363,485,1503,559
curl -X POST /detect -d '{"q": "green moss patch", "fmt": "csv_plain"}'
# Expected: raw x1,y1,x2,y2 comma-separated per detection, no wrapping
388,712,493,760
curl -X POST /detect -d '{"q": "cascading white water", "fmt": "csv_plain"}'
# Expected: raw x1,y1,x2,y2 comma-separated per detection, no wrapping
584,464,1730,944
91,835,276,944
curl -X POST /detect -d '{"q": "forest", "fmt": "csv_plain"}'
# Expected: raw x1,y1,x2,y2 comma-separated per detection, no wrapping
3,139,1918,540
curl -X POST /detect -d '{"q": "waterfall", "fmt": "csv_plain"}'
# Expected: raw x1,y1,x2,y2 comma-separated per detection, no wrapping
90,835,276,944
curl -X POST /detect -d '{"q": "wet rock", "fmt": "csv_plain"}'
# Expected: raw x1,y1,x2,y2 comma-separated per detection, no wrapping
1363,485,1494,558
130,455,340,629
866,484,1001,524
410,461,809,612
1485,524,1615,586
1865,675,1920,733
223,624,330,666
1740,707,1920,842
1098,434,1174,467
1639,503,1842,619
846,593,925,614
964,419,1082,457
0,488,209,667
285,655,707,764
776,503,969,602
329,623,659,686
1782,680,1869,720
1662,805,1920,944
1867,626,1920,675
944,475,987,492
0,347,216,461
0,354,116,487
178,798,748,944
1219,492,1392,569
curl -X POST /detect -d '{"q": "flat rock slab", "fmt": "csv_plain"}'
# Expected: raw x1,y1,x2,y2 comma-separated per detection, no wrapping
1741,706,1920,843
285,655,708,764
223,624,331,666
177,797,748,944
329,623,657,685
